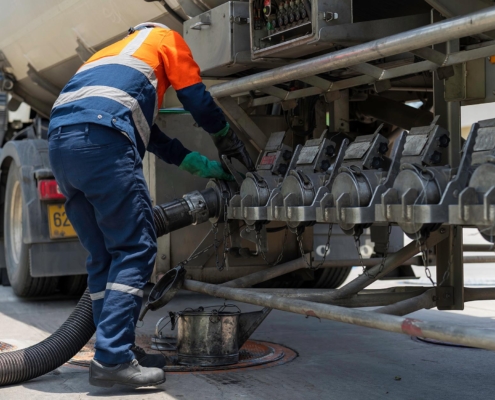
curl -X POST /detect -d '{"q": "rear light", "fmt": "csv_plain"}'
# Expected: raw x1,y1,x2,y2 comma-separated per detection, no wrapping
38,179,65,200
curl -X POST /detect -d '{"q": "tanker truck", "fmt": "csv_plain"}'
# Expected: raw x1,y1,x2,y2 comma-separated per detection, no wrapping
1,0,495,313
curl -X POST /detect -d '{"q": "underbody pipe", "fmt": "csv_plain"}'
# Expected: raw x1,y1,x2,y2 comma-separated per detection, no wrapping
374,289,437,316
209,7,495,98
0,289,95,386
222,256,311,288
463,244,495,252
465,287,495,302
243,288,430,307
183,279,495,351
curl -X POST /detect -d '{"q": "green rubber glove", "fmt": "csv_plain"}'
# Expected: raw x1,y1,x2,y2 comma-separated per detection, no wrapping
179,151,234,181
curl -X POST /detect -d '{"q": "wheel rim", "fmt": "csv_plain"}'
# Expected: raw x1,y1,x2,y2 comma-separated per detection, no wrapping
9,180,23,265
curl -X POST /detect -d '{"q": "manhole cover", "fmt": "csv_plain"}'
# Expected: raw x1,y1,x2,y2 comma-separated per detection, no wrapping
69,335,296,373
0,341,16,352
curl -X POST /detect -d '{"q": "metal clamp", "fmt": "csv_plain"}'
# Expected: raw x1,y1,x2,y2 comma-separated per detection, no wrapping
323,12,339,22
231,16,249,25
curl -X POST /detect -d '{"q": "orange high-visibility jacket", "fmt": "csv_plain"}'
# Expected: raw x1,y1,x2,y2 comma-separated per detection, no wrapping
50,27,226,164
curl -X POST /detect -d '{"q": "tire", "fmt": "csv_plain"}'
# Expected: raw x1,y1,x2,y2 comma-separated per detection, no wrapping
255,266,351,289
4,165,59,297
59,275,87,297
310,266,352,289
256,273,306,288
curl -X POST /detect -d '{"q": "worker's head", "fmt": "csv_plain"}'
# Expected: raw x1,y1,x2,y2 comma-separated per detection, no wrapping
128,22,169,35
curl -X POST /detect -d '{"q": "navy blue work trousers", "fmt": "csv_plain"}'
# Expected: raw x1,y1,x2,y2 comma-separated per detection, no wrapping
48,123,157,364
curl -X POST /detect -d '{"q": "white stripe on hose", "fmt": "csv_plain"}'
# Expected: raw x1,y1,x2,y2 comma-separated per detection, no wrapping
77,55,159,121
90,291,105,301
121,28,153,55
106,282,144,297
53,85,150,146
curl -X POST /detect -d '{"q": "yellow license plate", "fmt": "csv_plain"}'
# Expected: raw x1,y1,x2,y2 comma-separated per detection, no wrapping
47,204,78,239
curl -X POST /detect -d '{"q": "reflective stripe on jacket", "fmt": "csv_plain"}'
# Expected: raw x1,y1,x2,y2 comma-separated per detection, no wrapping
49,27,226,158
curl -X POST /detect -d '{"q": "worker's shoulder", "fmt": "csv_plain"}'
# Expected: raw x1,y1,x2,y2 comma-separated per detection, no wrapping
153,28,178,38
153,28,184,44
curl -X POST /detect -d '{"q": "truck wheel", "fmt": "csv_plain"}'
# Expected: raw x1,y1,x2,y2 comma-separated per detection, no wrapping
4,165,59,297
59,275,87,296
311,266,352,289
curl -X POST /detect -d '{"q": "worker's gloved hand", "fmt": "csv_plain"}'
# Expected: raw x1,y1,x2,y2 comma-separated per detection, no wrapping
211,124,256,172
179,151,234,181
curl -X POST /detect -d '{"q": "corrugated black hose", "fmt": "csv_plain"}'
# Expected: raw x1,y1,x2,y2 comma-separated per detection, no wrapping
0,200,201,386
0,289,95,386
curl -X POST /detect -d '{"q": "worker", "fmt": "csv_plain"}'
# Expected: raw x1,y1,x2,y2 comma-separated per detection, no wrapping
47,22,254,388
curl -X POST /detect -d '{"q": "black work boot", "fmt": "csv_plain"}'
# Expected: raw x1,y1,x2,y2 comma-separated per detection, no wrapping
89,359,166,388
131,345,167,368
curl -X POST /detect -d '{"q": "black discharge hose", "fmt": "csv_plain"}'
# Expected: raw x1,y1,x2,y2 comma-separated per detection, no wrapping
0,186,222,386
0,289,95,386
153,188,220,237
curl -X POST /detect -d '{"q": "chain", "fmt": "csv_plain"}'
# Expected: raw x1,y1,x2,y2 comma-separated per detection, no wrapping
256,226,289,266
353,233,367,276
416,234,435,286
177,228,217,269
376,225,392,278
296,223,333,270
404,166,436,286
214,194,230,271
357,225,392,279
212,222,223,271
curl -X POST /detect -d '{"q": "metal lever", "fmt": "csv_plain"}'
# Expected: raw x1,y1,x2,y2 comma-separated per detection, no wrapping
221,154,245,187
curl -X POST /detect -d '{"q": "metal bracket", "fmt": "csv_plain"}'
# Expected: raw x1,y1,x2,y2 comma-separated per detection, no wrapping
191,12,211,30
435,286,454,308
27,63,61,97
190,21,211,30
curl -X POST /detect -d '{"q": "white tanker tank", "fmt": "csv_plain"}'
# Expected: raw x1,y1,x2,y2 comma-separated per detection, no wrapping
0,0,218,117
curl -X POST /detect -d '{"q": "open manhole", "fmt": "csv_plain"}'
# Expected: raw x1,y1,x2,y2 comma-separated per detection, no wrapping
0,341,16,352
69,335,297,373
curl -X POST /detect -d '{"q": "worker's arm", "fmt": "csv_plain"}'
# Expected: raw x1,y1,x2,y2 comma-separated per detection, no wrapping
158,31,225,133
147,124,233,180
159,31,255,171
147,124,191,166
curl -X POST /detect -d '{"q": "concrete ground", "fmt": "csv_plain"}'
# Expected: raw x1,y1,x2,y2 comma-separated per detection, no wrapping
1,231,494,399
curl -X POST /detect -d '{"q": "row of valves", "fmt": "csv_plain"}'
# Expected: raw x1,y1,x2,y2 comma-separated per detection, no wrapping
227,117,495,243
